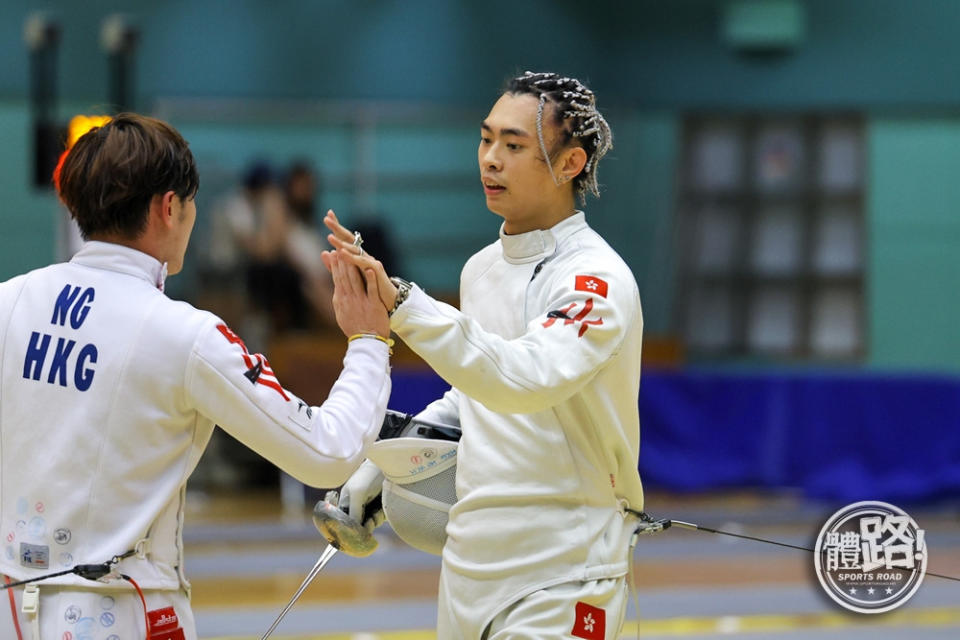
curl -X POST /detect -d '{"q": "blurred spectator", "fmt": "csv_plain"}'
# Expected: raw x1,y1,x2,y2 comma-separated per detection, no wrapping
207,161,310,342
284,161,317,225
281,161,336,327
208,162,282,274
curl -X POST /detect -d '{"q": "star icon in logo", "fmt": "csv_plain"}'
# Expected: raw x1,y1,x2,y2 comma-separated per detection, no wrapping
583,613,595,632
886,587,894,595
867,588,875,595
848,587,857,595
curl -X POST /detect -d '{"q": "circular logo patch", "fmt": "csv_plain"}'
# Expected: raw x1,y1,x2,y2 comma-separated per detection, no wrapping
64,605,82,624
814,501,927,614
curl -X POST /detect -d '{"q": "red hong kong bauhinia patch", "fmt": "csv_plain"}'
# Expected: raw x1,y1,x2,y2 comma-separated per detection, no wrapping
571,601,606,639
575,275,608,298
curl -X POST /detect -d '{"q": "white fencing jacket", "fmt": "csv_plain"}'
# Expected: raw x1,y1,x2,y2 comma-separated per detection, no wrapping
0,242,390,591
391,212,644,625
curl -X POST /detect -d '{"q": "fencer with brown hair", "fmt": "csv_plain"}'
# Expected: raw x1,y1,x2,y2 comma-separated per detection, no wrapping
0,113,391,639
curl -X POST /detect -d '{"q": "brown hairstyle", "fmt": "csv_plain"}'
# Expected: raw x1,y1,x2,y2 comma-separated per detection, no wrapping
55,113,199,239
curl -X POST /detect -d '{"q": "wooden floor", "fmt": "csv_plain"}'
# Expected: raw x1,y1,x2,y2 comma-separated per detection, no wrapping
182,489,960,639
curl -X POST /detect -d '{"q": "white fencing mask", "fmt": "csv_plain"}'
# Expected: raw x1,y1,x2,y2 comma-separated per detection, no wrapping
367,436,458,555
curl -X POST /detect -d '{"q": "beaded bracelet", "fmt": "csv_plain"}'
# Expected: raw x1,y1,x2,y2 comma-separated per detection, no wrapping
348,333,394,355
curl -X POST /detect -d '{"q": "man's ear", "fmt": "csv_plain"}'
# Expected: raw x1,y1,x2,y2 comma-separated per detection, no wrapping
558,146,587,182
152,191,177,229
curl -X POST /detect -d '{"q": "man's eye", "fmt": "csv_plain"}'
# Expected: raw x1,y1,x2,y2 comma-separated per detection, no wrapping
507,143,521,150
480,136,492,144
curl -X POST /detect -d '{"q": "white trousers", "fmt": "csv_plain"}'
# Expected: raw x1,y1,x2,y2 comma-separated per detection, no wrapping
439,574,628,640
0,580,195,640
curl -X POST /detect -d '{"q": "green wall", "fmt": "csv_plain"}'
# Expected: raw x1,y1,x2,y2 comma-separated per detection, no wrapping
4,0,960,367
868,117,960,371
0,101,58,278
588,113,679,335
6,1,960,108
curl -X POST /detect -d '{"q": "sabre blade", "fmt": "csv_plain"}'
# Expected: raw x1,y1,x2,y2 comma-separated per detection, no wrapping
259,544,338,640
261,497,380,640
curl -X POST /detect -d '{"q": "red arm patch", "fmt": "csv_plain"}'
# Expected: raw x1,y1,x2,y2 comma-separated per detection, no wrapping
215,324,290,401
575,275,608,298
541,299,604,338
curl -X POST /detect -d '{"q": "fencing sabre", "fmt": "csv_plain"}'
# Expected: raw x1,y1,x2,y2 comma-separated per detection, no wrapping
631,511,960,583
260,411,459,638
260,491,380,640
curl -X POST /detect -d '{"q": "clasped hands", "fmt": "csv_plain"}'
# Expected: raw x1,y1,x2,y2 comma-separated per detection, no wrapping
320,210,399,315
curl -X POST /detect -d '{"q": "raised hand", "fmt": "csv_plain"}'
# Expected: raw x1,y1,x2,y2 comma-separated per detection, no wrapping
322,209,356,247
323,250,389,339
323,210,398,312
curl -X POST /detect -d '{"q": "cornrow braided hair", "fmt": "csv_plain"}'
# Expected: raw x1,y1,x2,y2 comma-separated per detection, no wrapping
505,71,613,201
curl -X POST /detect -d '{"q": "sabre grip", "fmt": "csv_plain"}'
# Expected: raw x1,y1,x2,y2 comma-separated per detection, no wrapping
361,494,382,526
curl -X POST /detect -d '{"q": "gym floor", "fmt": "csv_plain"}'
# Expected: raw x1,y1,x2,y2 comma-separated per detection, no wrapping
182,488,960,639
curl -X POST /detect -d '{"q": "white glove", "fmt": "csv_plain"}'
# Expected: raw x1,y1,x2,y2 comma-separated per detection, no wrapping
339,459,386,534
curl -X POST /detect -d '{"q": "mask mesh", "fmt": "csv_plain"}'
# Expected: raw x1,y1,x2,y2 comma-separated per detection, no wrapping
382,465,457,556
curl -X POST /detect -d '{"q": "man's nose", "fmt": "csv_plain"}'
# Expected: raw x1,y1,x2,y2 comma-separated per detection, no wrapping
482,145,502,170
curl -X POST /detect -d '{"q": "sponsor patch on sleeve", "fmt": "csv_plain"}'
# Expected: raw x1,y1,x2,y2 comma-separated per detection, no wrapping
288,398,315,431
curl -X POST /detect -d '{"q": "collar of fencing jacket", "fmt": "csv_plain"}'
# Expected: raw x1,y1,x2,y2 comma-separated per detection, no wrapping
70,240,169,292
498,210,586,264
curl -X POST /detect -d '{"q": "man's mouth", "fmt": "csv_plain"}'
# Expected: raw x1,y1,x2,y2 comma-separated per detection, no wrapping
483,180,505,195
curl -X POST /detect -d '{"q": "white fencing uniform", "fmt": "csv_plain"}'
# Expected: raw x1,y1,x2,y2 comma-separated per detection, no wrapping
390,212,643,639
0,241,390,639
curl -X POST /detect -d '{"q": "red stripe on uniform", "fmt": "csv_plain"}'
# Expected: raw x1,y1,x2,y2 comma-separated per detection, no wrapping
256,378,290,401
217,324,291,401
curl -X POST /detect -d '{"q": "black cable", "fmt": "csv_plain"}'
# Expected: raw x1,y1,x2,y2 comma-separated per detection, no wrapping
665,518,960,583
1,549,137,590
1,568,75,590
672,520,816,553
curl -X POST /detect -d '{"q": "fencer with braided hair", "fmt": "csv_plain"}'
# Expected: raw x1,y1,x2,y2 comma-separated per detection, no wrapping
506,70,614,202
328,71,644,639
